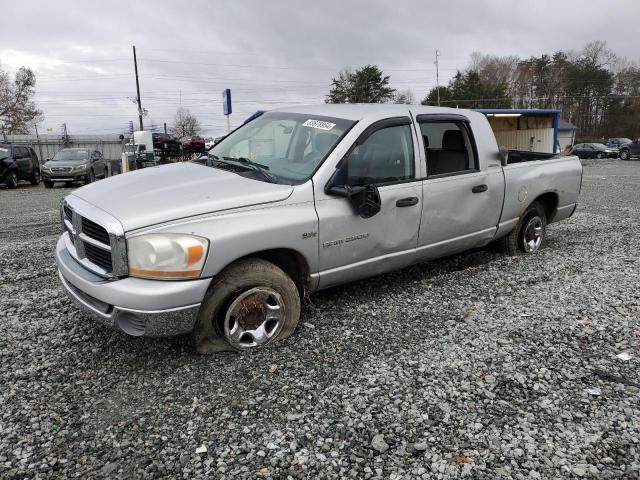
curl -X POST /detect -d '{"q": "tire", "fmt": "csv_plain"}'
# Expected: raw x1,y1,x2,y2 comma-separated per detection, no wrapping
192,258,301,354
5,170,18,189
85,169,95,184
619,149,630,161
44,180,54,189
498,201,547,256
596,152,603,159
30,169,41,185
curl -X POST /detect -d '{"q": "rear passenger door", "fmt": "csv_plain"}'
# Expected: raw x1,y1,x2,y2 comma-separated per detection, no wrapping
415,115,503,260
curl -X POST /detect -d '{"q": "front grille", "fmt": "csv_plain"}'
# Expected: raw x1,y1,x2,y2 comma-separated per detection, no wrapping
61,199,125,277
84,242,113,272
52,167,72,173
82,217,110,244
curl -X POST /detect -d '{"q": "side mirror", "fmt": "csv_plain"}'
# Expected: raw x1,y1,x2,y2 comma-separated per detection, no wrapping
498,147,509,166
326,183,381,219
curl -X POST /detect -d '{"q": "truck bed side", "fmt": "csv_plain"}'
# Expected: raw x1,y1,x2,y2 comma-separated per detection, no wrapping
498,155,582,237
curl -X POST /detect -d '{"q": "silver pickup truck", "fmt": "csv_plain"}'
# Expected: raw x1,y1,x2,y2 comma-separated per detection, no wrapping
55,105,582,353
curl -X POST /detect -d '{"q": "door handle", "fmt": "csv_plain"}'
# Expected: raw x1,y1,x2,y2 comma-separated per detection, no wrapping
396,197,419,207
472,184,488,193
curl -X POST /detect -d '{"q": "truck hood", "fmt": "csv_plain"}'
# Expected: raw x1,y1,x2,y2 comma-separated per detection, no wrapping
70,162,294,231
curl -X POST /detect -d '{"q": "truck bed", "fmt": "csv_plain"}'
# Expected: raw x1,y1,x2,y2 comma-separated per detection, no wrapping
506,150,557,164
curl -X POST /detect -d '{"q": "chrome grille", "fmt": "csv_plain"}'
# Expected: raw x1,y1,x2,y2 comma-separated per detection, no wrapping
52,166,72,173
60,197,128,278
81,217,110,244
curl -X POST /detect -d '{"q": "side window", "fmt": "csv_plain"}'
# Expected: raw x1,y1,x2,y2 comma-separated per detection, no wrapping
420,121,477,176
342,124,414,186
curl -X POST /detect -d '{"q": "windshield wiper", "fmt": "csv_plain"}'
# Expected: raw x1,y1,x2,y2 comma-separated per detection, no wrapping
222,156,276,183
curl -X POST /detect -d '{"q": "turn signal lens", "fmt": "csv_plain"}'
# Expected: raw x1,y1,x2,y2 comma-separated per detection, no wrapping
127,234,209,280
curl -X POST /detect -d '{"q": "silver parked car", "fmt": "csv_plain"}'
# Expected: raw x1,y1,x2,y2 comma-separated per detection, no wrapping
55,105,583,353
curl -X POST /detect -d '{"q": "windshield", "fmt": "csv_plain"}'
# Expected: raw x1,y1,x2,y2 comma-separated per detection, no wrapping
208,112,355,184
615,138,632,144
52,150,89,162
0,147,9,160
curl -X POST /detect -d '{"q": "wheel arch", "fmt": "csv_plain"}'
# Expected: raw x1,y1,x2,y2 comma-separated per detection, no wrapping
530,192,558,222
219,248,311,298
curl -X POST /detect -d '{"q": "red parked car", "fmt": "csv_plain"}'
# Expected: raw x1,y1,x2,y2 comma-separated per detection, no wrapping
180,136,205,153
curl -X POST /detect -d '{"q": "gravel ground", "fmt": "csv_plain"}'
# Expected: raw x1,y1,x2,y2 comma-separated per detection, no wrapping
0,159,639,479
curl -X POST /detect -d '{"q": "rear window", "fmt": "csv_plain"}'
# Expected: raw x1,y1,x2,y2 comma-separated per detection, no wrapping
0,147,10,160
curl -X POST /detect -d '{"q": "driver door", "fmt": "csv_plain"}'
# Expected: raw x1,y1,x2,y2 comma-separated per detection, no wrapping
315,117,423,289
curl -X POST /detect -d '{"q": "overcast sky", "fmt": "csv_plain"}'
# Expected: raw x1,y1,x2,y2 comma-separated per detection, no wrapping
1,0,638,136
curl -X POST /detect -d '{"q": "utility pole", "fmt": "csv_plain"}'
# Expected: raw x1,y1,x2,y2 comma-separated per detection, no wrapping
133,45,144,131
164,122,167,134
34,124,44,161
435,50,441,107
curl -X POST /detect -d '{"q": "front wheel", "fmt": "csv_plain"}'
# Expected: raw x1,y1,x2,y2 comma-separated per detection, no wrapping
5,171,18,189
596,152,603,159
498,201,547,256
44,180,54,189
620,149,631,161
85,169,95,184
192,258,301,354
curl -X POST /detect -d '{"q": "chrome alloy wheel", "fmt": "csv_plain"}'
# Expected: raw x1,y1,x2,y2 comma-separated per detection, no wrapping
223,287,286,349
522,216,544,253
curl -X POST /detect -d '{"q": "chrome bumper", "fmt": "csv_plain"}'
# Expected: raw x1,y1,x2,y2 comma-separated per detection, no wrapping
55,235,211,336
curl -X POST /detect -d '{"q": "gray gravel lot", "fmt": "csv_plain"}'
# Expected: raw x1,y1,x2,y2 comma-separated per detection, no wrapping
1,160,639,479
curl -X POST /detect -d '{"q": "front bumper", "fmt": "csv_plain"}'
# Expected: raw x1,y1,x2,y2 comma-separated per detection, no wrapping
42,172,88,182
55,235,211,336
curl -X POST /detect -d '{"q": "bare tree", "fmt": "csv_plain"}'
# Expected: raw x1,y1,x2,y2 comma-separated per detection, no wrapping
171,107,201,138
0,63,42,134
392,89,415,104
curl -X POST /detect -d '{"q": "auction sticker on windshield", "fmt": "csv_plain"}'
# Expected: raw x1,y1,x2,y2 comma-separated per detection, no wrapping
302,119,336,130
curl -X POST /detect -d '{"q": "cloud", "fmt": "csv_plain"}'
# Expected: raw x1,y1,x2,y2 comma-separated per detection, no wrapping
1,0,638,134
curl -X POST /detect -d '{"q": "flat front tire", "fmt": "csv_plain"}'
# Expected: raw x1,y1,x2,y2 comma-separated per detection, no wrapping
192,258,301,354
498,201,547,256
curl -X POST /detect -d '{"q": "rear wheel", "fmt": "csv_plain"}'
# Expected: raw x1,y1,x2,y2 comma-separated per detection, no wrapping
192,258,301,354
30,169,41,185
498,201,547,256
620,149,631,161
5,171,18,189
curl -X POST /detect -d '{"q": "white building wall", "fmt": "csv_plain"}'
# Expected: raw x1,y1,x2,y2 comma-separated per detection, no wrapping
494,128,555,153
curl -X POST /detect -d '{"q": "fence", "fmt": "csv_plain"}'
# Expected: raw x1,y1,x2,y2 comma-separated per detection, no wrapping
1,134,126,161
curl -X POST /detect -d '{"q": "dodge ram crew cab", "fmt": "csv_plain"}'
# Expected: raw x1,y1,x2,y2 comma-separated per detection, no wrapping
55,105,583,353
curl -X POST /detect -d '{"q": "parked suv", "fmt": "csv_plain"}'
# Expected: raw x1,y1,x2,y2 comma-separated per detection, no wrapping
0,144,41,188
618,139,640,161
606,138,632,150
41,148,107,187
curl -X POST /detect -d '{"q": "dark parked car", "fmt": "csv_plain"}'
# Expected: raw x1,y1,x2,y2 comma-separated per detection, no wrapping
41,148,107,188
618,139,640,161
180,136,205,153
571,143,617,159
0,144,41,188
152,133,181,155
605,138,632,149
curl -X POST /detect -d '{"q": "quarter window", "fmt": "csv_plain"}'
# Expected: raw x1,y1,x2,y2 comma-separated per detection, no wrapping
342,124,414,186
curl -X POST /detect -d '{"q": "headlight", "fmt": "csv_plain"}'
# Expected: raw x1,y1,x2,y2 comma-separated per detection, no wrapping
127,234,209,280
73,164,88,172
41,164,51,172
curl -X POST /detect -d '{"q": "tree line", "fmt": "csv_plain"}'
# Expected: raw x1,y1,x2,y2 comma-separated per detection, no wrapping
326,41,640,139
